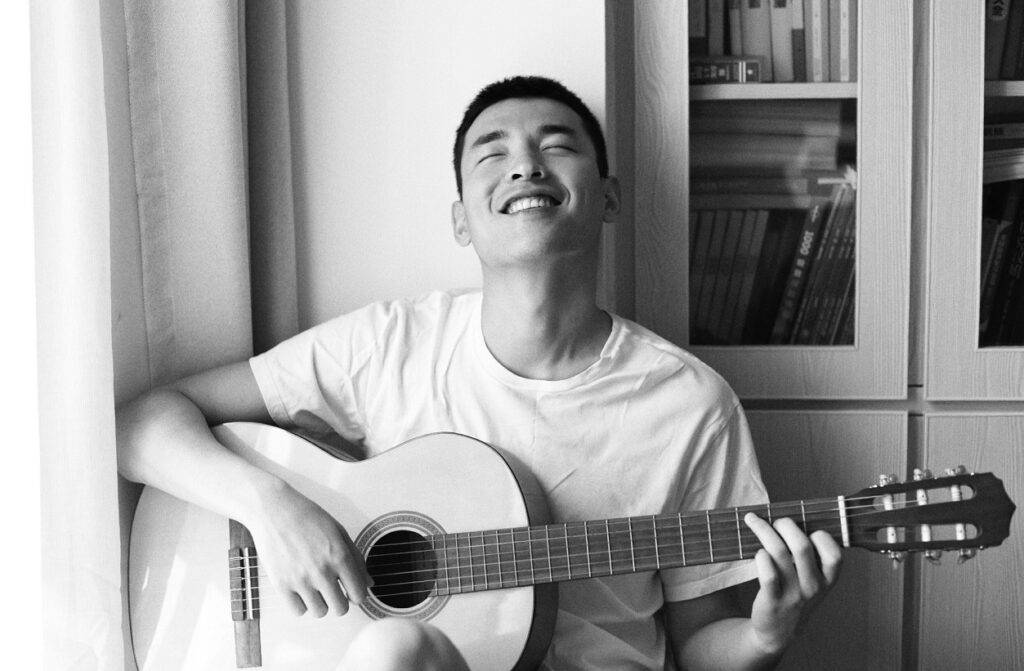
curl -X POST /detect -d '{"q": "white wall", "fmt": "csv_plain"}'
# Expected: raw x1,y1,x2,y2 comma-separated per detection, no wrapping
287,0,607,327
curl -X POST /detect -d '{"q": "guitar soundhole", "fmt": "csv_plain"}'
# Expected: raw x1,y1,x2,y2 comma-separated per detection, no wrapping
365,529,437,609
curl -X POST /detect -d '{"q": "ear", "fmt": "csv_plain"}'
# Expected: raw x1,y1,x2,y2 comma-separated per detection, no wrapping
602,176,622,223
451,200,472,247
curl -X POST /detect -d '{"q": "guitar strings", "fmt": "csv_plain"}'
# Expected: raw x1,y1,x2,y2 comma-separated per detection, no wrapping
225,495,970,606
311,495,933,566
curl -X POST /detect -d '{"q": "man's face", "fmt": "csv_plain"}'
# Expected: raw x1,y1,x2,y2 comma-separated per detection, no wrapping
451,97,618,270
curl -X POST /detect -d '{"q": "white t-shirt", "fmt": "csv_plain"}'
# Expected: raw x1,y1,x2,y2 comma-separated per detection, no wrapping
250,289,768,670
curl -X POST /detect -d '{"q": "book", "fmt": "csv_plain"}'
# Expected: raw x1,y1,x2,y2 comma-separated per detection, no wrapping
999,0,1024,80
695,210,733,342
689,211,718,340
985,0,1013,80
769,195,832,343
727,0,744,56
979,180,1024,344
829,0,857,83
808,184,857,343
726,209,770,343
691,168,851,196
708,0,727,55
690,133,841,173
991,212,1024,345
741,0,775,81
690,99,850,137
690,55,765,83
804,0,830,82
791,0,808,81
708,210,748,341
770,0,796,82
743,209,804,343
790,181,853,343
690,0,709,55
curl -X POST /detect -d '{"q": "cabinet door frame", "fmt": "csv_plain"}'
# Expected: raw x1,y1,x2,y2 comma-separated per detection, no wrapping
621,0,912,399
921,0,1024,400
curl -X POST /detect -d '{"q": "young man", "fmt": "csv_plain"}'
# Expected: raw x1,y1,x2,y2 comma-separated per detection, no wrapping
117,76,841,670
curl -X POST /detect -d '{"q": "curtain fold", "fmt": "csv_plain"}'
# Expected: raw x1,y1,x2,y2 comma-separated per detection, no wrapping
33,0,125,667
33,0,300,667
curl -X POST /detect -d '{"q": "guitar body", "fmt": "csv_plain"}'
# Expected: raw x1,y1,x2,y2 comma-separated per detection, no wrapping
128,422,556,670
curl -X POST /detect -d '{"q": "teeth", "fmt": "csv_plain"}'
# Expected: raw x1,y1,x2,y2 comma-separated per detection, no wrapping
506,196,556,214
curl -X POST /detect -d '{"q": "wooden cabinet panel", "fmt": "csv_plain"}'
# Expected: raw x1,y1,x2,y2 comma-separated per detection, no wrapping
746,411,907,670
918,414,1024,670
921,1,1024,400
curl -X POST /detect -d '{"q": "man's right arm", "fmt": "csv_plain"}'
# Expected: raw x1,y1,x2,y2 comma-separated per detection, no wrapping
116,361,372,617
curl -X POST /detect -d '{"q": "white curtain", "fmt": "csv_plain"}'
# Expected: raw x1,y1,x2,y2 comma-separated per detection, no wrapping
31,0,299,667
32,0,125,667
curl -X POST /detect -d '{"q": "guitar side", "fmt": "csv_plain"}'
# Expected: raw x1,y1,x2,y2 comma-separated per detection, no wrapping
128,422,556,670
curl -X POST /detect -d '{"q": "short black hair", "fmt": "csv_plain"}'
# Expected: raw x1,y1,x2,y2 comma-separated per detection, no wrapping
452,76,609,198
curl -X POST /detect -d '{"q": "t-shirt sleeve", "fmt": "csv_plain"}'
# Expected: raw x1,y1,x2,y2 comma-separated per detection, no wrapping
248,310,375,445
659,401,769,602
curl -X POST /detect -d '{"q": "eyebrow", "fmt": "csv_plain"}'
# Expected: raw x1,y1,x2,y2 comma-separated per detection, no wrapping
468,124,581,150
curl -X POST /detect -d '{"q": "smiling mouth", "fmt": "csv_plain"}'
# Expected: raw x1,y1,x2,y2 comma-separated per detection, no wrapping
503,195,561,214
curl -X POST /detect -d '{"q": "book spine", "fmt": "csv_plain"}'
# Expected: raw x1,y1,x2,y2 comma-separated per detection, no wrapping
708,211,747,342
791,0,807,81
729,210,771,343
715,210,754,342
690,0,709,55
770,199,829,343
829,0,841,82
1000,0,1024,80
806,0,829,82
790,183,849,343
770,0,795,82
986,0,1013,80
708,0,727,55
690,56,765,83
690,211,718,341
742,0,775,81
992,215,1024,344
840,0,856,82
728,0,744,56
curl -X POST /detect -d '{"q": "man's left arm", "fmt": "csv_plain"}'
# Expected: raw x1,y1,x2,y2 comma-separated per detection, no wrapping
664,515,843,670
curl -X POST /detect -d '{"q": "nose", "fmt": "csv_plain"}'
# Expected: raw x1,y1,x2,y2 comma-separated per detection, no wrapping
507,149,546,182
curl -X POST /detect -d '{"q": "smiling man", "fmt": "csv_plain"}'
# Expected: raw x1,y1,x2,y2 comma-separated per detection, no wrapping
117,76,841,670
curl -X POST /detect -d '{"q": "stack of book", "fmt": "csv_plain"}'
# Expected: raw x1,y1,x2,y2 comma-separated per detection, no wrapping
689,165,858,346
984,120,1024,184
979,178,1024,347
985,0,1024,80
689,0,857,84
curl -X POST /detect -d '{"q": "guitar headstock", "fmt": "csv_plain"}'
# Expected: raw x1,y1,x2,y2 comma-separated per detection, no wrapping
844,467,1016,565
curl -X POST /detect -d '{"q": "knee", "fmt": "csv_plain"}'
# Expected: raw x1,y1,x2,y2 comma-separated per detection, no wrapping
338,618,468,671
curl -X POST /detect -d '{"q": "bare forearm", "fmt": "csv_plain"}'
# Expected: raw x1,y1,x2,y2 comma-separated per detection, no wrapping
678,616,782,671
116,387,285,527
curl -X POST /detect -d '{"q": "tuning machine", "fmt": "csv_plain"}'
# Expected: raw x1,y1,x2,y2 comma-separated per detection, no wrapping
913,468,944,565
877,473,903,568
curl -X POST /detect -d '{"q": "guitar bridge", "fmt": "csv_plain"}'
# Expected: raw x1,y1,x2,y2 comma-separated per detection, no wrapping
229,519,262,668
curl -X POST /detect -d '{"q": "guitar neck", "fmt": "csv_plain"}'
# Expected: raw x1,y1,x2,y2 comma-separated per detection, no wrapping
432,498,847,595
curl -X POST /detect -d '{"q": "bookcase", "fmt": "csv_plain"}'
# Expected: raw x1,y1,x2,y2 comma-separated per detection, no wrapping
607,0,912,400
605,1,1024,669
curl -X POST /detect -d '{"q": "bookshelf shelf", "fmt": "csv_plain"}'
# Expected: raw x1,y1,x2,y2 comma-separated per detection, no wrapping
690,82,857,101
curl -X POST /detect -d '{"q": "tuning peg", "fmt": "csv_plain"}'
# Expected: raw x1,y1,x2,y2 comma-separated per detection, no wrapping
878,473,898,486
944,465,968,477
913,468,933,481
957,548,977,564
924,549,942,565
888,550,908,568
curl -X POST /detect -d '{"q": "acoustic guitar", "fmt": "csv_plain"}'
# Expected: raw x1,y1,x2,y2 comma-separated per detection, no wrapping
128,422,1015,670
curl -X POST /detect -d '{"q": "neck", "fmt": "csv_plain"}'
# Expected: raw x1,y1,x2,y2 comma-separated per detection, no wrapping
480,261,609,381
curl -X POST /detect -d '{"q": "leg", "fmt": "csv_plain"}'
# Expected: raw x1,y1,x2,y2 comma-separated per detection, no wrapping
336,617,470,671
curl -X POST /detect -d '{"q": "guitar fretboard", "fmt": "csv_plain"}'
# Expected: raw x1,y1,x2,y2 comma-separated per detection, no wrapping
430,499,847,595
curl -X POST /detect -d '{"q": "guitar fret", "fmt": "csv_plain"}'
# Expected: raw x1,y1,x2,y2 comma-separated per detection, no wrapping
679,515,687,566
652,515,661,568
548,524,569,581
735,508,743,560
706,510,715,563
583,521,592,577
604,520,613,575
